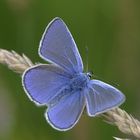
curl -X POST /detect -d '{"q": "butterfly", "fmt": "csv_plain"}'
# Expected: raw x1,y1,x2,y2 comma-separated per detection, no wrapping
22,17,125,131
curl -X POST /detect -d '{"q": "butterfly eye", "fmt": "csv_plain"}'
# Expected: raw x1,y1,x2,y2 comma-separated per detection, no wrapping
87,71,93,79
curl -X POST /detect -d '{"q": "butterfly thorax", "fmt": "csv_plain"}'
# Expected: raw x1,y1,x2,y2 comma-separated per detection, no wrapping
69,73,90,91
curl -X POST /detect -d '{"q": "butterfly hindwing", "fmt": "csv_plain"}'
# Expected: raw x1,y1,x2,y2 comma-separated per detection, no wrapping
22,64,71,105
46,91,85,131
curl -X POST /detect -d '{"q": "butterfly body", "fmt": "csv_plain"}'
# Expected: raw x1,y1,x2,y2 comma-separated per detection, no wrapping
48,72,89,108
69,72,90,91
22,17,125,131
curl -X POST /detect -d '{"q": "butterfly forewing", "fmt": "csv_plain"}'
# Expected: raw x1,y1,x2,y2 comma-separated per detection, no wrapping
85,80,125,116
39,17,83,74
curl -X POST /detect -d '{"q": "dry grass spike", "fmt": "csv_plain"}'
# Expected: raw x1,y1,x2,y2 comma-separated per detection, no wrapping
0,49,33,74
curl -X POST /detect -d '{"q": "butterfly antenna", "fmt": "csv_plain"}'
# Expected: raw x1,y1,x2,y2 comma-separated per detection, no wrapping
85,46,89,72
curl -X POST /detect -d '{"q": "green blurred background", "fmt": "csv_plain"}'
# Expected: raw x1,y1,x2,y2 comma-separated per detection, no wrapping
0,0,140,140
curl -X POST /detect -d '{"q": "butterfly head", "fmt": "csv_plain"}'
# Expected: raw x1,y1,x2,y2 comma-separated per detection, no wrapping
86,71,93,79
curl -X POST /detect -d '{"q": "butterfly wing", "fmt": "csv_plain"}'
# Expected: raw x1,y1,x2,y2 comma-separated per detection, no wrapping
45,91,85,131
85,80,125,116
22,64,71,105
39,17,83,74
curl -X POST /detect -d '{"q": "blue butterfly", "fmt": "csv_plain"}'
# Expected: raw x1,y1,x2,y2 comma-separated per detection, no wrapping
22,17,125,131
